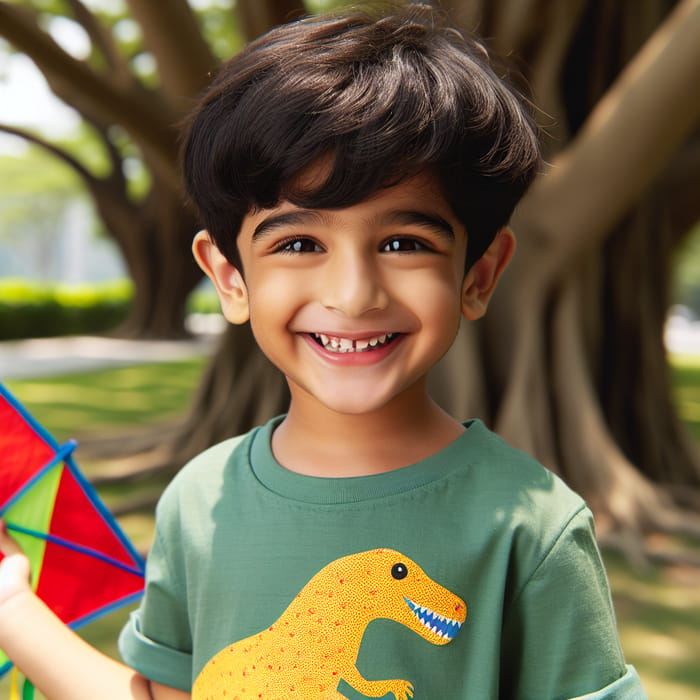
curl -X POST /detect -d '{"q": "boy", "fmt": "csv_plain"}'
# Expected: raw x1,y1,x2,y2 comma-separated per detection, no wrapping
0,4,645,699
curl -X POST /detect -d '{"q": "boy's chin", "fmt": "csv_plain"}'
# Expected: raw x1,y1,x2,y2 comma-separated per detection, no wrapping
290,377,428,419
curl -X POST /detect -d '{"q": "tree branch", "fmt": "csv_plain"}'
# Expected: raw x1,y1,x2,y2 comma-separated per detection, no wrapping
64,0,132,84
524,0,589,153
0,123,96,184
0,1,180,189
519,0,700,270
124,0,219,106
0,121,137,226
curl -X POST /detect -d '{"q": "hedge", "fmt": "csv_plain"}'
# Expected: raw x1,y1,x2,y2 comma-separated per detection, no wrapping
0,279,133,340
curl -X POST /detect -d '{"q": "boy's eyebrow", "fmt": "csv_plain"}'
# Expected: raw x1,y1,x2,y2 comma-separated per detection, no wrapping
382,210,455,240
252,211,325,240
251,209,456,241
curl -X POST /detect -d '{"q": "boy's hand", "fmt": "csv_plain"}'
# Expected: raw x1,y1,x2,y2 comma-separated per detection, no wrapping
0,518,32,608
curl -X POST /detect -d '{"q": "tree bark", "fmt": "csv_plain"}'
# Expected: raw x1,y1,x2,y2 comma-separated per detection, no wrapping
235,0,306,40
124,0,219,107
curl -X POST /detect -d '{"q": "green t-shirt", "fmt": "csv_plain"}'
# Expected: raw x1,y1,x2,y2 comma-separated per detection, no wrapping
119,418,645,699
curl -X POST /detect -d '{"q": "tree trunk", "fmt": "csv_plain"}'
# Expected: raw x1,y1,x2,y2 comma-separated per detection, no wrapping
115,194,203,339
235,0,306,39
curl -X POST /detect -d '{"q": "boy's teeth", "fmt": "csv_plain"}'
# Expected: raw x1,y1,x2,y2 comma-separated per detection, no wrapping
312,333,396,353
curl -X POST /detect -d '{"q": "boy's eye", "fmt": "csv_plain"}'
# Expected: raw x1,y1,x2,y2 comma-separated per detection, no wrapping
275,237,322,253
382,237,430,253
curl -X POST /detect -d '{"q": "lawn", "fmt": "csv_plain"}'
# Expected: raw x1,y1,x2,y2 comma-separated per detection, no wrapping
1,351,699,699
672,352,700,442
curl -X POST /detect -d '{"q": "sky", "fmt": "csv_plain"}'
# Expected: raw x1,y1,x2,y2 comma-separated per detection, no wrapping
0,14,91,154
0,54,81,154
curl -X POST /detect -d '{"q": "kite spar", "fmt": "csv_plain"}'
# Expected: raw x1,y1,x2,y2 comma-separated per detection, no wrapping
0,381,145,697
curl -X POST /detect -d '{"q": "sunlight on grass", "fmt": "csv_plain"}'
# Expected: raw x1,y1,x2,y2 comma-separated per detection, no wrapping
604,547,700,699
670,352,700,441
4,357,208,442
1,359,207,700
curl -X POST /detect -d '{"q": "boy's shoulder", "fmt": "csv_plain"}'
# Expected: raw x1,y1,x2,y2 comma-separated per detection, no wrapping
455,420,589,530
155,425,259,518
458,420,576,492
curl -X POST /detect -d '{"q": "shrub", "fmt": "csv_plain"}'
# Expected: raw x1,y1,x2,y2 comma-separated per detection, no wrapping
0,279,133,340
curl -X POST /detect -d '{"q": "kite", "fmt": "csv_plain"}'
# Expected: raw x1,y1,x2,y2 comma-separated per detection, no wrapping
0,380,146,697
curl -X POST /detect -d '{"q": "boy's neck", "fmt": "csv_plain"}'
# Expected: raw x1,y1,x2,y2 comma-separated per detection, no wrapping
270,382,465,478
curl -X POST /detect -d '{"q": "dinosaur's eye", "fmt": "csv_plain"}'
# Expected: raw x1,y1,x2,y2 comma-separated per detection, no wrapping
391,563,408,580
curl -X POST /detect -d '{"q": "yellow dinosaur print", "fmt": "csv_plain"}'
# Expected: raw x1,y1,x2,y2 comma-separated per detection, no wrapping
193,548,466,700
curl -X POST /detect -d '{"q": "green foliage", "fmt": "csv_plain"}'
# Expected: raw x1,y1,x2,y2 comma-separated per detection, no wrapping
0,147,82,198
670,353,700,442
194,1,244,59
186,283,221,315
0,278,132,339
673,224,700,316
0,139,109,246
305,0,352,11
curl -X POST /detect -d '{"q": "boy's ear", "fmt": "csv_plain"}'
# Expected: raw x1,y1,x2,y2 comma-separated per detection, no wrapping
192,230,250,324
461,228,515,320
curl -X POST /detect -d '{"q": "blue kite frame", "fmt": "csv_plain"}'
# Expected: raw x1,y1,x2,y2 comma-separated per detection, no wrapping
0,381,146,679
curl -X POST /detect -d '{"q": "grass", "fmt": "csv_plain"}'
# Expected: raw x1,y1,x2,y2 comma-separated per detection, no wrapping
671,352,700,442
1,351,699,699
604,547,700,700
5,358,207,442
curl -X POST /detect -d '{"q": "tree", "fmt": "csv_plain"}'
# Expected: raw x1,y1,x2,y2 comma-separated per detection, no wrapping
174,0,700,549
452,0,700,542
0,0,236,337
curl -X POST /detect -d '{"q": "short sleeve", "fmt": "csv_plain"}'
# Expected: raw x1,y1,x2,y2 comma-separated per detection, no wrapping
500,507,647,699
570,665,647,699
118,513,193,691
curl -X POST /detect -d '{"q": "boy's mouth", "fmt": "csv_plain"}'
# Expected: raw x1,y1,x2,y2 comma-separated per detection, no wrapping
310,332,399,354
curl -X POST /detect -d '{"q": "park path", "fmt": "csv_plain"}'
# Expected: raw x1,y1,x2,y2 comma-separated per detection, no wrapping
0,330,218,381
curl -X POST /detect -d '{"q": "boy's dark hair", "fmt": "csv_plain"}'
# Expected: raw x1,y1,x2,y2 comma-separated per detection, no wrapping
182,3,541,272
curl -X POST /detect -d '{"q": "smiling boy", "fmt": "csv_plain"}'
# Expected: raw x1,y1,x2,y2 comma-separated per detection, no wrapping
0,4,646,699
195,171,510,477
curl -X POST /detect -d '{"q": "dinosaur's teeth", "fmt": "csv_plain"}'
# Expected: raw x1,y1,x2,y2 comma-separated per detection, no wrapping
404,597,462,640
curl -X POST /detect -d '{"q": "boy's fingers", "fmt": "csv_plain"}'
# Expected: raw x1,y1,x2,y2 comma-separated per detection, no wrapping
0,518,32,594
0,518,24,556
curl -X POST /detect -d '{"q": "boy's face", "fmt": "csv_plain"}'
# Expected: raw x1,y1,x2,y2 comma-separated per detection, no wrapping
194,170,513,417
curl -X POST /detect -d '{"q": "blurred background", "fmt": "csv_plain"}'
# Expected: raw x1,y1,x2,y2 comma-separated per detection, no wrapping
0,0,699,697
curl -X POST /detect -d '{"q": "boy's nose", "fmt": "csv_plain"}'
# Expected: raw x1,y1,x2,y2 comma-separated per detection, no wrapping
320,252,388,317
